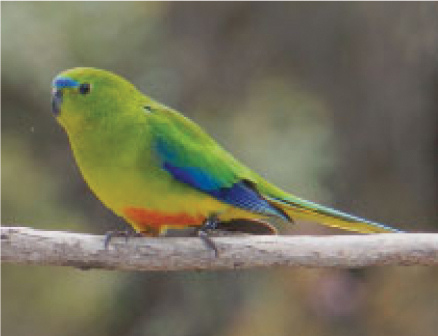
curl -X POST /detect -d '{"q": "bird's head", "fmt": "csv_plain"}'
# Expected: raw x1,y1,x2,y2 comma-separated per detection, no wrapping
51,67,142,131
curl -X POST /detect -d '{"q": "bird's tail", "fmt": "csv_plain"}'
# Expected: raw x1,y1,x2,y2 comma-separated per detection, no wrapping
263,185,402,233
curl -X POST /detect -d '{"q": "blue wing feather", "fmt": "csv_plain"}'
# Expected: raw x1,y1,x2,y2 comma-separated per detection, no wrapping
156,139,289,220
162,163,222,191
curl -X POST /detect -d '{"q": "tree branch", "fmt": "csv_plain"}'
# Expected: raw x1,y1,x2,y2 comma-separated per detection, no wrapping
1,226,438,271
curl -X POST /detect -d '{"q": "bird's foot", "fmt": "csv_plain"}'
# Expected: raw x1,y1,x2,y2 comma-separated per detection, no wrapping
104,230,143,249
197,214,220,257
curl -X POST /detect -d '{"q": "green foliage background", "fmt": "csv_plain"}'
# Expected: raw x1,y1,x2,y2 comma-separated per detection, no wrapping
2,2,438,336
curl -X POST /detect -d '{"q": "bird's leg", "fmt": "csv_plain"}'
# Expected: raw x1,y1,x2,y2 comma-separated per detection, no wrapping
104,229,143,249
197,214,220,257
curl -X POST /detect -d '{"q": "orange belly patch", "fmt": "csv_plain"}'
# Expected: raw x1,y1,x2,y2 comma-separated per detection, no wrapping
123,207,205,231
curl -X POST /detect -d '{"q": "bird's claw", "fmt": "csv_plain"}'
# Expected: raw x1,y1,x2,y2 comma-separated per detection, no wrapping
104,230,142,249
197,215,220,257
197,230,219,257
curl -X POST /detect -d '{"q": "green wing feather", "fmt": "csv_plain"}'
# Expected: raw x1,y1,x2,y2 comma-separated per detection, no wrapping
147,105,290,220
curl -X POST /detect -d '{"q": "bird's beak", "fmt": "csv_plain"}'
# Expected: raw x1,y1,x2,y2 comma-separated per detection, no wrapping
51,88,63,116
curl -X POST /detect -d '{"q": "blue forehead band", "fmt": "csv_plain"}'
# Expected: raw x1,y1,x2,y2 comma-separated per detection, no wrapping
52,77,79,89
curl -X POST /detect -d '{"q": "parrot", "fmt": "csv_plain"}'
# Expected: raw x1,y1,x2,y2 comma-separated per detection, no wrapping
51,67,401,253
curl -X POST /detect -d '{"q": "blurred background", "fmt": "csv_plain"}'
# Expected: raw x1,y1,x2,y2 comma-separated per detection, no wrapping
2,2,438,336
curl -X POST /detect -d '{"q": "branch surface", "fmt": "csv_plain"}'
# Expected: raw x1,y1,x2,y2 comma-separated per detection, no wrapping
2,226,438,271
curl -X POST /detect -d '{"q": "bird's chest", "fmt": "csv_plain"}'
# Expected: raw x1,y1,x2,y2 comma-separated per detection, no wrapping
69,127,168,209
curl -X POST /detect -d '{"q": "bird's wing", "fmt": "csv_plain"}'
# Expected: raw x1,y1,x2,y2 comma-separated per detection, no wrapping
148,106,290,221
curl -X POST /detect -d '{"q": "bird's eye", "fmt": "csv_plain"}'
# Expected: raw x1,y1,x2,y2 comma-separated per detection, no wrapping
78,83,91,95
